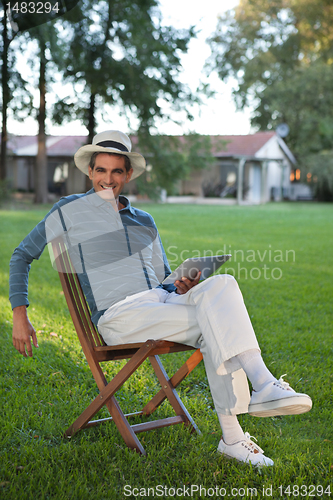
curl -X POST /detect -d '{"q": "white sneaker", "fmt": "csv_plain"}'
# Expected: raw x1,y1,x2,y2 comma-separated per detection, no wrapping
218,432,274,467
248,375,312,417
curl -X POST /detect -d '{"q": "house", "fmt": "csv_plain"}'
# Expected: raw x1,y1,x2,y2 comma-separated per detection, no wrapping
179,131,299,203
6,135,88,195
5,132,308,203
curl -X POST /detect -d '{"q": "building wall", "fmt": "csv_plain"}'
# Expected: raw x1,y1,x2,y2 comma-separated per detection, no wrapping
180,170,204,196
180,162,238,197
255,137,292,201
66,161,86,195
7,157,34,191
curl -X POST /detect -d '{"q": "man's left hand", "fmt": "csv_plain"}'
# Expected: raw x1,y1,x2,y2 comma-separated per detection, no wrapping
174,271,201,295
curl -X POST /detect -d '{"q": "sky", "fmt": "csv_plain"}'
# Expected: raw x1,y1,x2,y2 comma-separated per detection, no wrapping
9,0,253,137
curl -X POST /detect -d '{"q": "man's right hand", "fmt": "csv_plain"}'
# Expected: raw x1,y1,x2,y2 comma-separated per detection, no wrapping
12,306,38,357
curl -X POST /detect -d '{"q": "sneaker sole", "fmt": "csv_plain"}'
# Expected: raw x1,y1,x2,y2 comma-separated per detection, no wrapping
217,448,274,467
248,395,312,417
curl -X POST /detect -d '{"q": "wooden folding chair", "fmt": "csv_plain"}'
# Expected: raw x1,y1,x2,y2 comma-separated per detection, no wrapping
52,238,203,455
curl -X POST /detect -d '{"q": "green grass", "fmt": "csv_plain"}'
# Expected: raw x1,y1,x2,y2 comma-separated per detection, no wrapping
0,201,332,499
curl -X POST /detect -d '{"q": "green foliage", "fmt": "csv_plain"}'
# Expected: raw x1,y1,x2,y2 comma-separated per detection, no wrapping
0,15,34,118
209,0,333,100
209,0,333,164
252,61,333,157
53,0,198,137
303,152,333,201
135,133,216,197
0,179,11,205
0,202,332,498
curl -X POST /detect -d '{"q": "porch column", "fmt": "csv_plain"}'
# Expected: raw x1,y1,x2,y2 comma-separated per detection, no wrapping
260,161,268,203
237,158,246,205
280,161,287,200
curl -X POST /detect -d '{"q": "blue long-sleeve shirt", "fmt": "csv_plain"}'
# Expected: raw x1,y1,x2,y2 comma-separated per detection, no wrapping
9,190,175,325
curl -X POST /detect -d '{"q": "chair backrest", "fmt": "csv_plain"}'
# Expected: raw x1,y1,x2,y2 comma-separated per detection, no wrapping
51,238,106,349
51,237,197,363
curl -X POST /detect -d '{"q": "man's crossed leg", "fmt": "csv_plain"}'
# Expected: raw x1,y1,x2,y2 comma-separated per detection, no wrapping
98,275,312,467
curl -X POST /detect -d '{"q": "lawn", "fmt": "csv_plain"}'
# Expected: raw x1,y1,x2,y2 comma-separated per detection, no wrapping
0,201,332,499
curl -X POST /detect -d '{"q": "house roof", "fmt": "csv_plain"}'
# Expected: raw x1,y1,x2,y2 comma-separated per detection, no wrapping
7,131,294,163
178,131,296,164
210,131,276,157
7,135,88,157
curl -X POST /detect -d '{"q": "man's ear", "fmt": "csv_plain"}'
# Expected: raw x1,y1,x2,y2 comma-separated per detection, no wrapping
88,166,93,180
126,168,134,183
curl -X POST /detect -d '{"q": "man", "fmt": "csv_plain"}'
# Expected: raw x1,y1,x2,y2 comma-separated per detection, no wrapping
10,130,312,467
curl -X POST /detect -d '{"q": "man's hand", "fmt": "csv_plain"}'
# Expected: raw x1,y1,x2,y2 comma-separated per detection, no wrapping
174,271,201,295
12,306,38,357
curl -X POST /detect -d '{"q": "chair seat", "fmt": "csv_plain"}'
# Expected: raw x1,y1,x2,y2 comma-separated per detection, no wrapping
94,340,196,361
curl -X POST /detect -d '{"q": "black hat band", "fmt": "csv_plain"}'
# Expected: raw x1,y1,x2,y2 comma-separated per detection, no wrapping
96,140,129,152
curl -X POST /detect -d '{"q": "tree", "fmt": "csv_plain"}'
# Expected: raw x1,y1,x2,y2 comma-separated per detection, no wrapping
0,5,10,181
1,0,79,201
208,0,333,132
34,34,48,203
51,0,203,193
208,0,333,199
10,21,70,203
13,24,62,203
54,0,196,138
250,61,333,156
134,133,216,199
303,152,333,201
0,5,33,181
209,0,333,107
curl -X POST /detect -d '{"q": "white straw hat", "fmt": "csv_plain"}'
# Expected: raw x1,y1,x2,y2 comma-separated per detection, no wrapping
74,130,146,180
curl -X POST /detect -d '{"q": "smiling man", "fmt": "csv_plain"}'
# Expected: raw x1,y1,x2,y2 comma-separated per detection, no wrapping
9,130,312,467
89,152,132,203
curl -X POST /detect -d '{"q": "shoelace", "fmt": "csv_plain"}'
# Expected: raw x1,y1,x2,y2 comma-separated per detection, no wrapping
276,373,291,390
243,432,264,454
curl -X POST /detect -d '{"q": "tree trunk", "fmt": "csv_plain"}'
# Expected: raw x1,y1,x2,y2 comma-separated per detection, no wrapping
85,92,96,191
0,8,10,181
34,39,48,203
87,92,96,142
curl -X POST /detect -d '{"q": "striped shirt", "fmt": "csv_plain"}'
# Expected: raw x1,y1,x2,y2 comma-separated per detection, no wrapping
9,190,175,325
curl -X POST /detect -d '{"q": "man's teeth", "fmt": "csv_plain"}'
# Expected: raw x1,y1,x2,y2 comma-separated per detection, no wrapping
102,186,114,189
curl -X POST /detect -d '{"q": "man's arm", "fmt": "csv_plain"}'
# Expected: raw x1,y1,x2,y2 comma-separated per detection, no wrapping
9,201,65,357
10,193,88,357
12,305,38,357
9,221,47,357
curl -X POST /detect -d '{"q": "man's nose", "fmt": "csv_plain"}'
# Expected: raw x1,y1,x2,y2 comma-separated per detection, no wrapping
105,172,114,185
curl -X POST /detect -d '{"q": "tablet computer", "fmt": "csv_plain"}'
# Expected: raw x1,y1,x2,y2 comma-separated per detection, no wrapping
162,254,232,284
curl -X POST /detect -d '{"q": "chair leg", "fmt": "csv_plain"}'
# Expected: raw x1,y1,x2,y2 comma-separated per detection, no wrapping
106,397,146,455
148,355,200,434
142,349,203,418
64,340,159,454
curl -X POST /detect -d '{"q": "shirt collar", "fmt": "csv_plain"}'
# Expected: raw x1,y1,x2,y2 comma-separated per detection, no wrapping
119,195,136,215
85,189,136,215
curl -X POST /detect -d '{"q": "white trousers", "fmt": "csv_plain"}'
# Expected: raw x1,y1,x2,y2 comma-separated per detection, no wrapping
98,275,260,415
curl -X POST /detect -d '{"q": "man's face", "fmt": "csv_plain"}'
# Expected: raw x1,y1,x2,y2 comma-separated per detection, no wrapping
88,153,133,201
